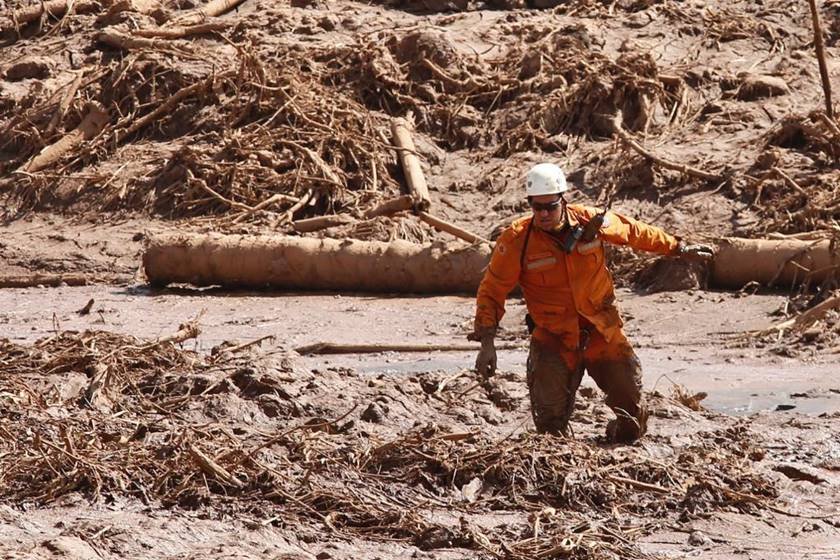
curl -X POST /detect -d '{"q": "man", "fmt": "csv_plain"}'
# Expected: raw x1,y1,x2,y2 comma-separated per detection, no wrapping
471,163,713,443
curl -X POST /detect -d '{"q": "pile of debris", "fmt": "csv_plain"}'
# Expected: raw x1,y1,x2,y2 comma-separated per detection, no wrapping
0,327,794,557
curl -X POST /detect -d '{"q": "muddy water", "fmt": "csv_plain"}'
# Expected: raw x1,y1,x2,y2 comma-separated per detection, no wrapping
3,285,838,415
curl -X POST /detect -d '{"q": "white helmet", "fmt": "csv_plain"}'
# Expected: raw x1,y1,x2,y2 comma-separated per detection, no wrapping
525,163,568,197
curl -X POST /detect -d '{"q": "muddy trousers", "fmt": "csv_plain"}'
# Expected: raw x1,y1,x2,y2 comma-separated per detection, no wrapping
526,327,648,442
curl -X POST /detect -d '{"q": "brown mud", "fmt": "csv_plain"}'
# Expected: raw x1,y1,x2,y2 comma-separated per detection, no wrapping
1,0,840,558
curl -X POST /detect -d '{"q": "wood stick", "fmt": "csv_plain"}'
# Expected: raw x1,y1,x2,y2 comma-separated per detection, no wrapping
188,445,244,488
761,296,839,333
364,194,415,219
231,192,299,224
807,0,834,117
418,211,490,244
169,0,247,26
0,273,92,288
97,27,191,51
607,475,670,494
295,342,524,355
46,72,83,137
815,110,840,143
114,74,226,142
612,114,723,182
2,0,99,30
225,334,275,354
132,21,229,39
391,117,432,210
157,320,201,345
292,214,356,233
22,104,109,173
771,167,809,198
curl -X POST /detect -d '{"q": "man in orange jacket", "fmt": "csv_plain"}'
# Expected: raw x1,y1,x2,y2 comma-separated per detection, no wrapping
472,163,713,443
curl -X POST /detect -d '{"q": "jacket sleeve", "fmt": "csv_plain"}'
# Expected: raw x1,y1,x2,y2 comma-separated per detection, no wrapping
599,210,680,255
473,227,522,337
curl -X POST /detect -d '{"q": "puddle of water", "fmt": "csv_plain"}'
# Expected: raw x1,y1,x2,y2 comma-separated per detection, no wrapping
698,391,839,416
313,351,840,417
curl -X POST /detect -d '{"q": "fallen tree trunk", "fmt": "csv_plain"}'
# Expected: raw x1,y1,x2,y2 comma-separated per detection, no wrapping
712,237,839,288
144,233,492,293
22,103,109,173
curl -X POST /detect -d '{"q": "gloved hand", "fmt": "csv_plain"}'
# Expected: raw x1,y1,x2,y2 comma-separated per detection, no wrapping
475,338,497,378
678,242,715,263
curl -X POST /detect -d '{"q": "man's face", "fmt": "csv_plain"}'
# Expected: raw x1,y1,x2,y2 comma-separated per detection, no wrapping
530,194,565,231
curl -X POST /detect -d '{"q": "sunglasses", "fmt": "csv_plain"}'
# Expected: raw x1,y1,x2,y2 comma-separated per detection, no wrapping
530,199,564,212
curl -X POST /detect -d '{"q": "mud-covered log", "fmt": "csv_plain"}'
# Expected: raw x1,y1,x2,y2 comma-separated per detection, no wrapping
22,104,109,173
365,195,415,219
0,273,92,288
170,0,247,26
712,237,839,288
2,0,99,31
143,233,492,293
392,117,431,211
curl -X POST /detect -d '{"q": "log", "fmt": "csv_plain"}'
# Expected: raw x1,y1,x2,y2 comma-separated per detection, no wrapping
2,0,99,31
392,117,432,210
292,214,356,233
169,0,247,26
97,27,187,50
418,211,490,245
712,237,839,288
143,233,492,293
364,194,415,219
131,21,229,39
22,104,109,173
0,273,91,288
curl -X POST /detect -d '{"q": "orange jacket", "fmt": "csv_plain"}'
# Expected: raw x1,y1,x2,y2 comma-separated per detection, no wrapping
474,205,680,348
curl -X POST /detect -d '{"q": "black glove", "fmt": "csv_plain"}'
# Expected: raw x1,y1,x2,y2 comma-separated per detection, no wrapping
475,339,497,378
678,242,715,263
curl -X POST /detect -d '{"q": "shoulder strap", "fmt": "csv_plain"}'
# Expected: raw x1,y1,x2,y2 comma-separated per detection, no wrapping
519,219,534,271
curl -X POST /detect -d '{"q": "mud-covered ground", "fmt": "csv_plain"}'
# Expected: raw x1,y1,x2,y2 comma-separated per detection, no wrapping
2,0,840,558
